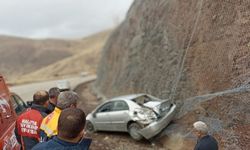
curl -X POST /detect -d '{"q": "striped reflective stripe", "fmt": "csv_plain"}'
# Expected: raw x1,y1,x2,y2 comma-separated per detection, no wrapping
40,124,54,137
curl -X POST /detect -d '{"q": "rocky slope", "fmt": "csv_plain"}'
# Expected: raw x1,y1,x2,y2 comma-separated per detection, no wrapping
95,0,250,149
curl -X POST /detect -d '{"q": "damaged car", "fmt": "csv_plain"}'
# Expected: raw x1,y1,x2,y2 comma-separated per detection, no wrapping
85,94,177,140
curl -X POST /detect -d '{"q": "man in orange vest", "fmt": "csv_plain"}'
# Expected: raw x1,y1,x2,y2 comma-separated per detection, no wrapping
15,91,49,150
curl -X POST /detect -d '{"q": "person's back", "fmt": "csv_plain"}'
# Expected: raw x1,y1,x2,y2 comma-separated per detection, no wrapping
32,136,91,150
194,135,218,150
33,108,91,150
16,108,45,149
15,91,49,150
40,107,61,139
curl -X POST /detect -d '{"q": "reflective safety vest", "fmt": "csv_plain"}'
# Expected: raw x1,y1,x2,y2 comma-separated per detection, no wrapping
40,107,61,138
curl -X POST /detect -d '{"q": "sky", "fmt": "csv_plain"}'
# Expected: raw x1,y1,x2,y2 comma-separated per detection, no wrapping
0,0,133,39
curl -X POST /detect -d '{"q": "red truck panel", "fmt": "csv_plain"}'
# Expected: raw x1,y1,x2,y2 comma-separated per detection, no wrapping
0,75,20,149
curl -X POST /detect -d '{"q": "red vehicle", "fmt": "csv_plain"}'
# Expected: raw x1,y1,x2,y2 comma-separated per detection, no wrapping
0,75,21,150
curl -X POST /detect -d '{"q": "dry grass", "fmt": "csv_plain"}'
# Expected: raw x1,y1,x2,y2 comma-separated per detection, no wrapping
0,37,74,81
13,30,111,84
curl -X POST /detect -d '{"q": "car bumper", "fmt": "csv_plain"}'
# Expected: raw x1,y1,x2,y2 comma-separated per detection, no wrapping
139,104,177,139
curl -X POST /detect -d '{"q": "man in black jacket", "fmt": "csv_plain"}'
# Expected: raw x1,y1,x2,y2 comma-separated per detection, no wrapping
47,87,60,113
193,121,218,150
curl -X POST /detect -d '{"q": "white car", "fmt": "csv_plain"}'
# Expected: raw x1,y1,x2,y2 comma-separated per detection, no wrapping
56,80,71,91
86,94,176,140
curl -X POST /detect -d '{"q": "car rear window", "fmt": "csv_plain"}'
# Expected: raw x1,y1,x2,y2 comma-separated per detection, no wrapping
132,95,154,105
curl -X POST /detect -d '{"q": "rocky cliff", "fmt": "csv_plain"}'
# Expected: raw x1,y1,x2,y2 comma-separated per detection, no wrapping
95,0,250,149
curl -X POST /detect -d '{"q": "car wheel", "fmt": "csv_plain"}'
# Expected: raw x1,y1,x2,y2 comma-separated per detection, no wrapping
86,121,95,133
128,123,143,141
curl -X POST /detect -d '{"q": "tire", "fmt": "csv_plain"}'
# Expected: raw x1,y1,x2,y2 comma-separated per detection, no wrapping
128,123,143,141
86,121,95,133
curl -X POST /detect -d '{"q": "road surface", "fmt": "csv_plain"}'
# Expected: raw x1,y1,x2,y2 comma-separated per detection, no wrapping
10,75,96,102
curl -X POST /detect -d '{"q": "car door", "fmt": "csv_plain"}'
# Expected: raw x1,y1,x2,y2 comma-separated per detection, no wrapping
109,100,130,132
93,102,114,131
10,94,27,115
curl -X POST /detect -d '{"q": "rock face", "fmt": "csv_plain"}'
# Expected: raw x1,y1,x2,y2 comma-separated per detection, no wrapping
96,0,250,149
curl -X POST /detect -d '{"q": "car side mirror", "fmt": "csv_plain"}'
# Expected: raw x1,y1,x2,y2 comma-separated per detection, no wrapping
93,113,96,118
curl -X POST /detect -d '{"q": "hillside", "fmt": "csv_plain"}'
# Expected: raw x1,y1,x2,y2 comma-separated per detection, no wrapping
15,30,111,83
0,30,111,82
0,36,75,81
95,0,250,149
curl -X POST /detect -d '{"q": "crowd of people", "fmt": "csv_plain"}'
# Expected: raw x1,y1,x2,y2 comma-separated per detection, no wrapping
14,87,218,150
15,87,91,150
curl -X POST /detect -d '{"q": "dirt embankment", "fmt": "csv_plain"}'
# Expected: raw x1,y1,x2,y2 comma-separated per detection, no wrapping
95,0,250,149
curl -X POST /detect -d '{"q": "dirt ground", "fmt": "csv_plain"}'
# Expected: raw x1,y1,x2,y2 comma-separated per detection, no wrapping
74,82,195,150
